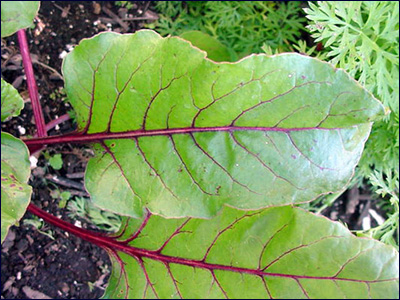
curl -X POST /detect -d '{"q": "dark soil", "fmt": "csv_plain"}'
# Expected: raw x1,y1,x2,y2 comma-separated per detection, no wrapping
1,2,156,299
0,1,389,299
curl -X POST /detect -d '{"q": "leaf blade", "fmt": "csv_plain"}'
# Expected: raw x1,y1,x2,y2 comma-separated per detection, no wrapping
102,206,399,299
1,1,40,38
1,132,32,242
1,78,24,122
63,30,385,218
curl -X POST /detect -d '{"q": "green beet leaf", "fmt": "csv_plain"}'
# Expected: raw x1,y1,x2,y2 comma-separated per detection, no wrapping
1,132,32,242
63,30,385,219
1,1,40,38
1,75,32,242
1,78,24,122
180,30,233,62
102,206,399,299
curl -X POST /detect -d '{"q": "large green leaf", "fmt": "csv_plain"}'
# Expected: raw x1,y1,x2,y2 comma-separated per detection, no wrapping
63,30,385,219
102,206,399,299
1,1,40,38
1,132,32,242
1,78,24,122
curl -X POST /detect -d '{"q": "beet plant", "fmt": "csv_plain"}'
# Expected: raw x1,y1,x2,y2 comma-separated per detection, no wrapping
1,2,399,298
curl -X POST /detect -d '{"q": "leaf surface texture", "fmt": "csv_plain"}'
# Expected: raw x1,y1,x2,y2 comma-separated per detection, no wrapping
1,78,24,122
1,1,40,37
102,206,399,299
1,132,32,242
63,30,385,218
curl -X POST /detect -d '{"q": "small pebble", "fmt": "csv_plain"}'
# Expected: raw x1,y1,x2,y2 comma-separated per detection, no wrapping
17,125,26,135
29,156,38,169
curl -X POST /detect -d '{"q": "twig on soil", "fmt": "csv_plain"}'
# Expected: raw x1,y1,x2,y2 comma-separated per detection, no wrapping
45,174,85,191
31,56,63,80
0,43,18,69
52,3,71,18
22,286,52,299
66,172,85,179
346,186,360,215
122,16,159,21
102,6,129,31
17,29,47,137
122,10,159,21
357,201,371,228
143,1,151,13
68,190,90,198
99,17,117,24
1,52,63,80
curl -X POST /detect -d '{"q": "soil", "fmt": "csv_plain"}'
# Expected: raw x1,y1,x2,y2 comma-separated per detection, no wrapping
1,2,156,299
0,1,389,299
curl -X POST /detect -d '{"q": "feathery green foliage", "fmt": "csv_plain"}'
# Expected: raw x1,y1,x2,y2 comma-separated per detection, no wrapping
67,197,122,232
304,1,399,247
305,1,399,115
148,1,306,59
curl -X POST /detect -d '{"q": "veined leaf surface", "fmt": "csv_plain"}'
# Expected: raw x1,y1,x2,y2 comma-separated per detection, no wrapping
63,30,385,219
0,1,40,38
1,132,32,242
1,78,24,122
102,206,399,299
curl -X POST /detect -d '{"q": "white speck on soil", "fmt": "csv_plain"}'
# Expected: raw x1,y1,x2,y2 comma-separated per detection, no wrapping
362,215,371,230
17,125,26,135
29,156,38,168
59,50,68,59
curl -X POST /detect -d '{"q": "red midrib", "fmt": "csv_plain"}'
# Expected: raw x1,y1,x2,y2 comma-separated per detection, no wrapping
27,204,394,284
23,125,339,147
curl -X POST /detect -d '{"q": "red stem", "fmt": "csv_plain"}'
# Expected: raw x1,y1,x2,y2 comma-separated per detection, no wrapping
27,113,71,154
22,125,337,152
27,203,115,248
17,29,47,137
33,113,71,137
27,203,395,284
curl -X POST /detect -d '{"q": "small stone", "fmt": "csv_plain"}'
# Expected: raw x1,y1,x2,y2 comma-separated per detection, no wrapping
2,277,15,291
32,167,45,177
93,2,101,14
17,125,26,135
61,283,70,294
